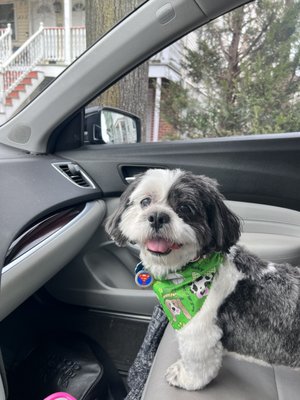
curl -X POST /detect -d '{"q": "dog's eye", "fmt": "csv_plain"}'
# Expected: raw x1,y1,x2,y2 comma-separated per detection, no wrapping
178,204,194,216
141,197,151,208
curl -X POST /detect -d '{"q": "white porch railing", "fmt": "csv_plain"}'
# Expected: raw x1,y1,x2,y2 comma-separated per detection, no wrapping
70,26,86,60
0,24,86,112
0,23,44,112
0,24,12,62
43,27,65,62
43,26,86,63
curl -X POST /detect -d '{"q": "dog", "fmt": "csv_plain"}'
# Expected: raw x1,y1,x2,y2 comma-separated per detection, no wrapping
105,168,300,390
165,299,192,322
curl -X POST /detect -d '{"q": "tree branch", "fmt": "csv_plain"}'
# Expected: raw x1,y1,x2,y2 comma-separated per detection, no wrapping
239,18,274,62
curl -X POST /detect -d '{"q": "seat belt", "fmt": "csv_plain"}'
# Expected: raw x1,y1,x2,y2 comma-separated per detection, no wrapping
0,349,8,399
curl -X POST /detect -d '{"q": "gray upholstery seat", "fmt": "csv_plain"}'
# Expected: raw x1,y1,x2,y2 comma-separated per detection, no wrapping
142,324,300,400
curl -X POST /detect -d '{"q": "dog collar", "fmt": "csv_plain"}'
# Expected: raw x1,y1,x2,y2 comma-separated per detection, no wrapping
135,252,223,330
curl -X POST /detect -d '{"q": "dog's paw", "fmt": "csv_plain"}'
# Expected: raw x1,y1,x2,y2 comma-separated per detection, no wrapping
165,360,184,388
165,358,219,391
165,359,203,390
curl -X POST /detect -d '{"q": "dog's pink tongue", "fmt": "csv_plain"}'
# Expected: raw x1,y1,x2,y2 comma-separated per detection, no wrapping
147,238,172,253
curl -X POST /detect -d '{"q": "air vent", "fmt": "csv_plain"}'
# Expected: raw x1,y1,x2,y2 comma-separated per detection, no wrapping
53,163,96,189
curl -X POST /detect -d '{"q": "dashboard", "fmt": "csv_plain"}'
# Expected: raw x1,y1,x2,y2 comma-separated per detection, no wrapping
0,143,104,320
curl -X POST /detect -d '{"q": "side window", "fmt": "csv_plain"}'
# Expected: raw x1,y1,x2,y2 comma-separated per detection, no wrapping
87,0,300,143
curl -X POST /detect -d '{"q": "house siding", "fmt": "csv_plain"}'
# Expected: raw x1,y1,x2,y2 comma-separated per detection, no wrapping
0,0,29,46
0,0,71,48
16,0,29,44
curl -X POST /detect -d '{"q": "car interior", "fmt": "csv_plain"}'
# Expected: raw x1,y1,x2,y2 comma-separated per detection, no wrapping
0,0,300,399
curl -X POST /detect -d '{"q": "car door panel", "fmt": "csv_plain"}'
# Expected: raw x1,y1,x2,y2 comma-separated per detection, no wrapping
1,201,105,321
46,198,300,316
57,133,300,210
46,135,300,316
0,144,104,320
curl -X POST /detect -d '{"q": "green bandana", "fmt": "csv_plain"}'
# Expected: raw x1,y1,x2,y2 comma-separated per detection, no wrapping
152,252,224,330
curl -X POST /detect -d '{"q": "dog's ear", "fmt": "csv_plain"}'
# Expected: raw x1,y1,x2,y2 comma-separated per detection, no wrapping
105,174,143,246
207,194,240,253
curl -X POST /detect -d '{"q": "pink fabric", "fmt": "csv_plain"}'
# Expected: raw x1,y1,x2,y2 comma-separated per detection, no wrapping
43,392,77,400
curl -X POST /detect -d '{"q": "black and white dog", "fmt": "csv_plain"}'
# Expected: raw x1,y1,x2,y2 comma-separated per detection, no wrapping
106,168,300,390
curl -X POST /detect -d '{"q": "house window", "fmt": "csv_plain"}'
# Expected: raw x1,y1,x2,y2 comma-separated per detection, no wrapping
72,0,85,26
72,2,85,12
0,3,15,39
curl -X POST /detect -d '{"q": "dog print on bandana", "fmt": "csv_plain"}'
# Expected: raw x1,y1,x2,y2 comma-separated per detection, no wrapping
152,252,224,330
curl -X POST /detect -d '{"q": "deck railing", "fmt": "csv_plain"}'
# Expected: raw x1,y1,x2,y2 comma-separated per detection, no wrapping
0,24,12,62
43,27,65,62
0,24,86,112
43,26,86,62
0,23,44,112
70,26,86,60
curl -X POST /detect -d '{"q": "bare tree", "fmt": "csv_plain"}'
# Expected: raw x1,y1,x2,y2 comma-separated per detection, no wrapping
85,0,149,140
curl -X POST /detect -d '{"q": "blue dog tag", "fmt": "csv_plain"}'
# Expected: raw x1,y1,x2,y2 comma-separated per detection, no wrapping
135,262,153,288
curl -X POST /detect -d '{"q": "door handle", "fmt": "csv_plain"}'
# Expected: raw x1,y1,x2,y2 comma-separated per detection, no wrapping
122,165,165,185
125,177,136,184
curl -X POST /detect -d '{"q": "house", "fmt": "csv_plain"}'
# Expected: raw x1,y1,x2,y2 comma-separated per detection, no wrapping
0,0,85,123
147,32,198,141
0,0,196,140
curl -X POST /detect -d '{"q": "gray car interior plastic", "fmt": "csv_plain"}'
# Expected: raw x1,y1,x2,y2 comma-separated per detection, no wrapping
0,145,101,265
1,201,105,321
142,324,300,400
46,200,300,316
0,144,104,320
58,133,300,212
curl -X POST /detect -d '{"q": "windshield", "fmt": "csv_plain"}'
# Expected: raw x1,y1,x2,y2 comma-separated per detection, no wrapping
0,0,146,126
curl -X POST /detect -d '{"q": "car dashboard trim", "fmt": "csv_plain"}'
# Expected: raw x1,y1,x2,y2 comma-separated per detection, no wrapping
0,200,105,321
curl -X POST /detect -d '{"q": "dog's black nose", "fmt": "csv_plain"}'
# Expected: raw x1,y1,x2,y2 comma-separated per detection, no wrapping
148,212,170,231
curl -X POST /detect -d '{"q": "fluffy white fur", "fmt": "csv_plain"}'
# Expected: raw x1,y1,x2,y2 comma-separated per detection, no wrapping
106,168,300,390
106,169,242,390
166,256,244,389
119,169,200,277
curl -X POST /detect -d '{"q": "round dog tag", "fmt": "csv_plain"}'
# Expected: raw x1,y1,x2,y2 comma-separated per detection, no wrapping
135,262,154,288
135,270,154,287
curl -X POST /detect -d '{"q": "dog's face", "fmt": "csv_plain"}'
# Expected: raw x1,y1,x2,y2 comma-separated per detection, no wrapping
165,299,181,316
106,169,240,277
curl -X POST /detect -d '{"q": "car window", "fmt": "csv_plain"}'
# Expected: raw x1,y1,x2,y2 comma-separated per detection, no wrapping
0,0,147,126
86,0,300,143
